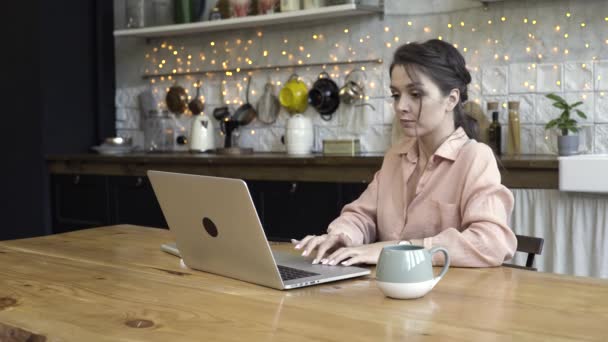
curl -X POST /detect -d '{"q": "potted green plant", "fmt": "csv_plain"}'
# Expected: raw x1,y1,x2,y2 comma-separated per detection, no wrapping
544,93,587,156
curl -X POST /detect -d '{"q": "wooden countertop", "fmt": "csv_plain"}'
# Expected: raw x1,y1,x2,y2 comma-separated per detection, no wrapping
1,225,606,341
46,152,558,188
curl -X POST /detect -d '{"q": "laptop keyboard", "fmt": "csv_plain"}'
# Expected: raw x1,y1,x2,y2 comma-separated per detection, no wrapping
277,265,319,281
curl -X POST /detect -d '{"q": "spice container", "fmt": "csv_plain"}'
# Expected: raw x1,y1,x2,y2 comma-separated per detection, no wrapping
507,101,521,155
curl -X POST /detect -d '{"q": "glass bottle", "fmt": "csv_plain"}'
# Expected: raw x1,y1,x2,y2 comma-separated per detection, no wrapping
488,111,502,155
486,102,501,155
507,101,521,156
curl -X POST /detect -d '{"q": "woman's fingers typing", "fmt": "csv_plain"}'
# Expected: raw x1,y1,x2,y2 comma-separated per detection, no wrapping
312,236,341,264
293,235,316,250
324,247,359,266
302,235,327,256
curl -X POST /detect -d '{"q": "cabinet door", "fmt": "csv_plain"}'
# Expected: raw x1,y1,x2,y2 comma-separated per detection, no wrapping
248,181,342,241
108,176,168,228
338,182,369,209
51,175,110,234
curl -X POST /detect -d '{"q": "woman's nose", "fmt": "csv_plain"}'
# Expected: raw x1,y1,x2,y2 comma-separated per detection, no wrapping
395,96,411,113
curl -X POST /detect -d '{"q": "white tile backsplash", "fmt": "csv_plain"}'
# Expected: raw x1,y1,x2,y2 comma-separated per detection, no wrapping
594,124,608,154
595,91,608,123
578,125,594,154
520,125,536,154
482,66,508,95
537,63,563,93
509,63,536,94
564,61,593,92
594,61,608,91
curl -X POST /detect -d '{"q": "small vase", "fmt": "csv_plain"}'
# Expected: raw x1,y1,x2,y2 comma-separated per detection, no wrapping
558,135,579,156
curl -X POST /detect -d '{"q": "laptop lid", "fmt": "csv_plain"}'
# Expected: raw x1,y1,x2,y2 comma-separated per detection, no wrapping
148,170,285,289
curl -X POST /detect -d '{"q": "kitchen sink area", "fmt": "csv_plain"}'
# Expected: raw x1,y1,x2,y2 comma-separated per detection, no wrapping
559,154,608,193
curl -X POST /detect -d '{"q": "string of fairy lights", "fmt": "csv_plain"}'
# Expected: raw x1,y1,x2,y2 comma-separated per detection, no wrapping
138,6,608,139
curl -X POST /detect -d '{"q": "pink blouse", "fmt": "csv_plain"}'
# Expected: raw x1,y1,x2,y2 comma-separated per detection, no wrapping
327,128,517,267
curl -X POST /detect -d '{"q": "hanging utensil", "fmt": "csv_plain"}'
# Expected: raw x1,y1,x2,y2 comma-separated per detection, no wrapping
233,76,257,126
166,83,188,114
256,78,280,124
188,79,205,115
309,71,340,121
213,81,230,121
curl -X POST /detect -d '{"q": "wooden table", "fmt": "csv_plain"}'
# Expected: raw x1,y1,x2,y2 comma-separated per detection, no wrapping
1,225,606,341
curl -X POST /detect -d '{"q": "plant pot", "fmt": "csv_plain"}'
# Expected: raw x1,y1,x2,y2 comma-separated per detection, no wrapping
558,135,579,156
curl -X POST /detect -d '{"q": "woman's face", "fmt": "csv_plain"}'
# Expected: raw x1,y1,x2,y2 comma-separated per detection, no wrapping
390,65,458,138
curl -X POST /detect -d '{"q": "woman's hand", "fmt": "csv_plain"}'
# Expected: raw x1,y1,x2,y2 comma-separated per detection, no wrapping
321,241,400,266
291,233,354,264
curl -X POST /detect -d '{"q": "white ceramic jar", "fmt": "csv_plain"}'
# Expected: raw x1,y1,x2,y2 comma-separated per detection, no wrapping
280,0,300,12
285,114,314,155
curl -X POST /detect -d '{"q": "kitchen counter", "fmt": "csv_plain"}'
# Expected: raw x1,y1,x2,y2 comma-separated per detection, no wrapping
46,152,558,188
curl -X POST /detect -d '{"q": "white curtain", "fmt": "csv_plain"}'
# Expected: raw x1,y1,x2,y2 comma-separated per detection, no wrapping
509,189,608,279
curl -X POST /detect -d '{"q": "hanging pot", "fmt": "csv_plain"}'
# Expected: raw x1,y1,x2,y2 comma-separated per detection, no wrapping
308,71,340,121
187,79,205,115
233,76,257,126
213,81,230,121
166,84,188,114
279,74,308,114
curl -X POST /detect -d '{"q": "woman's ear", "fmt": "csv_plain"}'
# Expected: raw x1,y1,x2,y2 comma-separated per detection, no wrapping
445,88,460,112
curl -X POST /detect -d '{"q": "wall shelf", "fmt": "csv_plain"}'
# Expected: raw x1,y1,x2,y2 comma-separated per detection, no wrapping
113,4,383,39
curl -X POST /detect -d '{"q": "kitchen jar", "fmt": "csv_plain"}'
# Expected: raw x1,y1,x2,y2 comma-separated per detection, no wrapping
280,0,300,12
303,0,325,9
144,110,174,152
285,114,314,155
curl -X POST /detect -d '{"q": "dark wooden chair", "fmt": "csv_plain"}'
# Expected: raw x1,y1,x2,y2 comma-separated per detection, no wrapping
502,234,544,271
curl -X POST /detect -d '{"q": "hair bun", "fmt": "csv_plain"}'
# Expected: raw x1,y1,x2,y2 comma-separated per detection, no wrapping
460,92,468,103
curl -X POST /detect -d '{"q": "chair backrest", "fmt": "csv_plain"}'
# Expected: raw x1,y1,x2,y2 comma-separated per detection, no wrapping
503,234,544,271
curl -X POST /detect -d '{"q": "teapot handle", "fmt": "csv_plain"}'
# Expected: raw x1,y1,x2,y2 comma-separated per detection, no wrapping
287,73,299,82
428,247,450,281
345,69,368,83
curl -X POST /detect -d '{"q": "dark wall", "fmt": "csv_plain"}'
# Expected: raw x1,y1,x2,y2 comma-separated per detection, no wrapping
0,1,115,240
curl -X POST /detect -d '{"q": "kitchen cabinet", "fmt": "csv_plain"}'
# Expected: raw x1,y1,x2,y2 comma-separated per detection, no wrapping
249,181,339,241
108,176,168,229
51,175,110,234
248,180,368,241
50,174,369,240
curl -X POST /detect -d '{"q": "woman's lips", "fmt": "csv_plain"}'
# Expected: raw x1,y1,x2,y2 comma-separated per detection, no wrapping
400,119,416,127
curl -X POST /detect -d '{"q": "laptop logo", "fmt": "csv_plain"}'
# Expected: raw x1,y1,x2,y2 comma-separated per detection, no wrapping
202,217,219,237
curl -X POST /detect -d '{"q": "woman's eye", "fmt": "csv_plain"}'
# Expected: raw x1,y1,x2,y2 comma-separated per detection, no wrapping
410,92,421,98
391,93,400,99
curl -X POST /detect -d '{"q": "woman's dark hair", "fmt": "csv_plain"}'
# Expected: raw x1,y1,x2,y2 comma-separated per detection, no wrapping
390,39,478,139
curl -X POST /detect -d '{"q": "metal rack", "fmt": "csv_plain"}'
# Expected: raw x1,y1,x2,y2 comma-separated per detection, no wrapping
142,58,384,79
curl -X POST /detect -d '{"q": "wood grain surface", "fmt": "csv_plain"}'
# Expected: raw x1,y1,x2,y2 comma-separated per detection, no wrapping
1,225,605,341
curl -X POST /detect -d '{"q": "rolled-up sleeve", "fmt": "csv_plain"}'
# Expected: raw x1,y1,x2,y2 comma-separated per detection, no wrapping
327,171,380,245
411,146,517,267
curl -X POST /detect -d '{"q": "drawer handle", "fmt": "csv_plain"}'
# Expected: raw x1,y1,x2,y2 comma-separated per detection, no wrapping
135,177,143,187
73,175,80,185
290,182,297,193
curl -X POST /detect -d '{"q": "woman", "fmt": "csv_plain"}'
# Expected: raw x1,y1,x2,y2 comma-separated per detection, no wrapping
293,39,517,267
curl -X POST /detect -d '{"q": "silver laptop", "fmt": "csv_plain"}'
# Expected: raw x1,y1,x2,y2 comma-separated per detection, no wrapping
148,170,370,290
